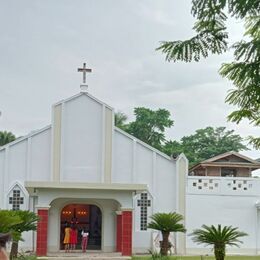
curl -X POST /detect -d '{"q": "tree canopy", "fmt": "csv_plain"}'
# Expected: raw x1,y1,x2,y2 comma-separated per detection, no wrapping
0,131,16,146
115,108,247,165
157,0,260,148
115,111,128,130
116,107,174,150
163,126,247,166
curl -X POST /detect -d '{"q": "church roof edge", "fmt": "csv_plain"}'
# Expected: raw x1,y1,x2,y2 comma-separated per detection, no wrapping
189,151,260,172
53,92,114,110
114,127,173,161
0,125,51,152
25,181,147,193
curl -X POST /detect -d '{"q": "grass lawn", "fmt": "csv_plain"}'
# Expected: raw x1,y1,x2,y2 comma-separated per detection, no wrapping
132,256,260,260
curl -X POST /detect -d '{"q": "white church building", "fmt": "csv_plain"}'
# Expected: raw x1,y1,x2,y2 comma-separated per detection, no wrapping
0,64,187,256
1,64,260,257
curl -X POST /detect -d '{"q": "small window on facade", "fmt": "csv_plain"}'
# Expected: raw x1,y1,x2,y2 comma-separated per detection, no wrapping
137,193,151,231
8,185,24,211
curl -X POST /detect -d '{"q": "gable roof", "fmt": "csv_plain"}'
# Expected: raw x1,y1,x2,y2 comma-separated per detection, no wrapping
1,92,177,163
0,125,51,152
115,127,173,161
189,151,260,172
53,92,113,110
0,92,111,152
204,151,258,164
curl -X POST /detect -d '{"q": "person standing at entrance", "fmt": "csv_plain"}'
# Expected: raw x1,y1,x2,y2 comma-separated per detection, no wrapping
63,224,71,253
81,229,89,252
70,226,78,252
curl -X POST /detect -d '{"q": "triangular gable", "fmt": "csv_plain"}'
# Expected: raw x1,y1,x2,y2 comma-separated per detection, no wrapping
53,92,113,110
203,151,258,164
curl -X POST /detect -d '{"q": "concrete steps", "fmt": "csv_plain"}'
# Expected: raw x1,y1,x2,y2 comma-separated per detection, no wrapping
39,252,131,260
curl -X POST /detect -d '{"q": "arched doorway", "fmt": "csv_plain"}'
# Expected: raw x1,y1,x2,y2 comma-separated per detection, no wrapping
60,204,102,250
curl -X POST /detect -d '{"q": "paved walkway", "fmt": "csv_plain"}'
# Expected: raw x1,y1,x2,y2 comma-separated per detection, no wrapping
38,252,131,260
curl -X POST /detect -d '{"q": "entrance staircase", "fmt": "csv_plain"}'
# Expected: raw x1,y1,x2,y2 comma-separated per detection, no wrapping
41,252,131,260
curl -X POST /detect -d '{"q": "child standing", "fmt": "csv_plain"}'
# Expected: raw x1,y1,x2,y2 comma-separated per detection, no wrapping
63,224,71,253
81,229,89,252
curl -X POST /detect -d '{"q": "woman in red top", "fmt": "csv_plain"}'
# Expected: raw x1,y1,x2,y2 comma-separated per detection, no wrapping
70,226,78,251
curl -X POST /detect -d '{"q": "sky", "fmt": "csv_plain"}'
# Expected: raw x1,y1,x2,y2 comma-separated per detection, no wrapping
0,0,259,161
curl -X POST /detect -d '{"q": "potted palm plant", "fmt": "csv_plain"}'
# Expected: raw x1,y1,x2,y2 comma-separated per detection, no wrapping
191,224,247,260
148,212,186,256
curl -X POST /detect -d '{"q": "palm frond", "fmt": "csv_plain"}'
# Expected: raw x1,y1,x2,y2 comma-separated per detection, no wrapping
148,212,186,233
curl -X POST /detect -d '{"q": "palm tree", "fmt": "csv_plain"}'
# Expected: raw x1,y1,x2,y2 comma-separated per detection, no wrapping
191,224,247,260
0,131,16,146
9,210,39,259
148,212,186,256
0,210,22,234
115,112,128,129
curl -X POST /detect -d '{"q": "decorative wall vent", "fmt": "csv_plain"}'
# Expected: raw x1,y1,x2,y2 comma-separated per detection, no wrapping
135,192,152,231
7,184,27,211
227,180,253,191
190,178,220,191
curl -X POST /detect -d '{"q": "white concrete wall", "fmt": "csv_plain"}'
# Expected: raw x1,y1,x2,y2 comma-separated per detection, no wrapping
0,127,51,207
0,149,5,208
113,130,178,253
186,176,260,255
61,95,103,182
0,127,51,251
30,128,51,181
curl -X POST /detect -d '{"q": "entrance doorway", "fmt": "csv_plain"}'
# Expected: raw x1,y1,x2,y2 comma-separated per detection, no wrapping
60,204,102,250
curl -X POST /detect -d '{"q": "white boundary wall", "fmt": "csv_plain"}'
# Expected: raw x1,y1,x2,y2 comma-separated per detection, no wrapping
186,176,260,255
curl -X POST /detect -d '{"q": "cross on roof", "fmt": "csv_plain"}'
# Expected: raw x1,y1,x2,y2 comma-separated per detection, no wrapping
77,63,92,84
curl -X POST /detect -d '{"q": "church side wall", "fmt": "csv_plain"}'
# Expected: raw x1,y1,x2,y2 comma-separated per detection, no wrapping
133,154,177,253
0,128,51,251
8,140,27,185
113,131,133,183
0,127,51,195
0,150,5,208
30,128,51,181
113,130,178,253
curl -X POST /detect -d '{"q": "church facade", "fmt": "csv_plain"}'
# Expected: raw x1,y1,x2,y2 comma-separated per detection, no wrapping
0,90,187,256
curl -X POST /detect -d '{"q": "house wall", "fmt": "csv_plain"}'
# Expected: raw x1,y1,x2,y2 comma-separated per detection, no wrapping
194,167,251,177
237,168,251,177
206,167,220,176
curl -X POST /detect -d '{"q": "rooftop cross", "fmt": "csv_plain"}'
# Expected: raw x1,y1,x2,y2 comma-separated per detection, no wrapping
77,63,92,92
77,63,92,84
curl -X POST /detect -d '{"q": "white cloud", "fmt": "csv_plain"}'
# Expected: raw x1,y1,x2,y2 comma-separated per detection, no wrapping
0,0,259,160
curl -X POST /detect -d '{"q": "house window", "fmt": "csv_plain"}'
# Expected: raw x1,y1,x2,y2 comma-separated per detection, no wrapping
221,168,237,177
137,193,151,231
8,185,24,210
